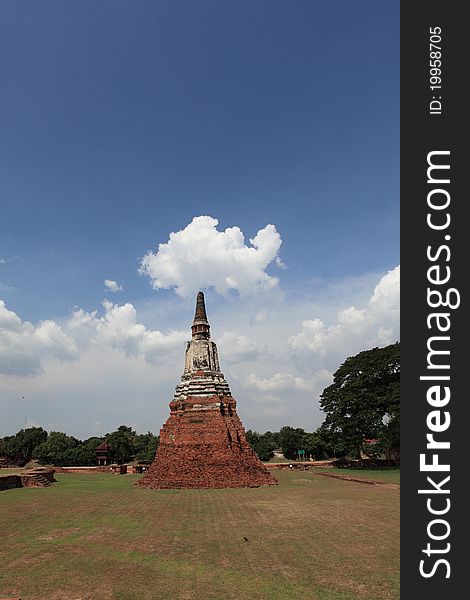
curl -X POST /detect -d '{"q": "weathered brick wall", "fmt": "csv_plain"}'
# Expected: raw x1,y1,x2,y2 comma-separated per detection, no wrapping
137,394,277,489
0,475,22,491
53,466,113,474
1,470,57,490
20,469,57,487
331,458,399,469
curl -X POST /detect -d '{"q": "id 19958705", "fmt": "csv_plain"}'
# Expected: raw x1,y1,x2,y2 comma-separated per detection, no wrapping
429,26,442,115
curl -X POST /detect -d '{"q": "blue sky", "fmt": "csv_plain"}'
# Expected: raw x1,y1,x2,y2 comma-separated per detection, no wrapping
0,1,399,438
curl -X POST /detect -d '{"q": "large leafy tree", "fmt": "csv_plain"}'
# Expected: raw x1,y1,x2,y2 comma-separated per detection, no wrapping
133,432,159,462
314,426,350,459
319,342,400,458
33,432,80,466
105,425,136,464
278,426,306,460
101,427,159,464
300,429,349,460
1,427,48,463
246,430,277,461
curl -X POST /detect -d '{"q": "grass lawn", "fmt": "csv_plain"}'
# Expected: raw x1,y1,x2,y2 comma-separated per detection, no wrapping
0,471,399,600
316,468,400,485
0,468,24,474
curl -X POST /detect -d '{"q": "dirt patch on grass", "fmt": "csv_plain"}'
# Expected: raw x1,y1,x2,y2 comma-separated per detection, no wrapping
313,471,400,488
48,596,92,600
45,593,95,600
37,528,81,541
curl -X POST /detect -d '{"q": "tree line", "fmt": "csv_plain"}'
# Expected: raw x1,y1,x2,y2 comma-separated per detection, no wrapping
1,343,399,466
0,425,158,467
245,427,348,462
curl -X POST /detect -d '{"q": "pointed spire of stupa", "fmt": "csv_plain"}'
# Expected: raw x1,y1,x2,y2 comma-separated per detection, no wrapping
191,291,210,339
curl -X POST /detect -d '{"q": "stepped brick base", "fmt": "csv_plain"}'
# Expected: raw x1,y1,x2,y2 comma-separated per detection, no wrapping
21,469,56,487
136,394,277,489
0,469,56,491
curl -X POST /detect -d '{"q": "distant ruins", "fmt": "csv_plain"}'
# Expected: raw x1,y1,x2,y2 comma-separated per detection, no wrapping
0,468,56,491
137,292,277,489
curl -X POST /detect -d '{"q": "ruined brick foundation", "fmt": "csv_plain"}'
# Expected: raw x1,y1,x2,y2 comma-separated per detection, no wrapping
0,469,56,491
137,390,276,489
137,292,277,489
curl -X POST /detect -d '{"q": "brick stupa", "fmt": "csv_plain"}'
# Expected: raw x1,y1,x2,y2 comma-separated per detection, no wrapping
137,292,277,489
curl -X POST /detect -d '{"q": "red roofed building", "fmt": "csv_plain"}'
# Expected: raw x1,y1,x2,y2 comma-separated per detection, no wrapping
95,441,112,466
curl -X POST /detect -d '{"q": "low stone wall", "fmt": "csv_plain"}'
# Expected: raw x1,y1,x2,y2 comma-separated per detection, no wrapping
0,474,22,491
266,462,325,471
54,464,150,475
21,469,57,487
53,466,113,474
0,469,56,490
331,458,399,469
266,460,334,470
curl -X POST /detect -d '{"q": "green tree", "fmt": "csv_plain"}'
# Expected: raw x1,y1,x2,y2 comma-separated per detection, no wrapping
33,432,80,466
245,430,277,461
301,431,324,460
61,444,98,466
1,426,162,467
278,426,306,460
1,427,48,463
134,432,159,462
263,430,280,450
82,437,104,452
375,412,400,461
106,425,136,464
319,342,400,458
314,426,350,459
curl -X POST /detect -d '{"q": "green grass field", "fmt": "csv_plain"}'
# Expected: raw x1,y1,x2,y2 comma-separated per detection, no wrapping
0,471,399,600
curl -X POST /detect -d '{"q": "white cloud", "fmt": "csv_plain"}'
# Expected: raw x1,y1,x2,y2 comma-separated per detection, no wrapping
275,257,286,269
67,301,187,363
0,300,78,376
0,299,186,377
238,370,333,424
0,348,180,439
287,266,400,367
254,308,267,322
104,279,123,292
244,372,313,392
33,320,78,361
247,395,291,419
217,331,263,364
139,215,283,297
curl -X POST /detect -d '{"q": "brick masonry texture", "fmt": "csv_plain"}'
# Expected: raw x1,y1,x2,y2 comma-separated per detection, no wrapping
0,469,56,491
